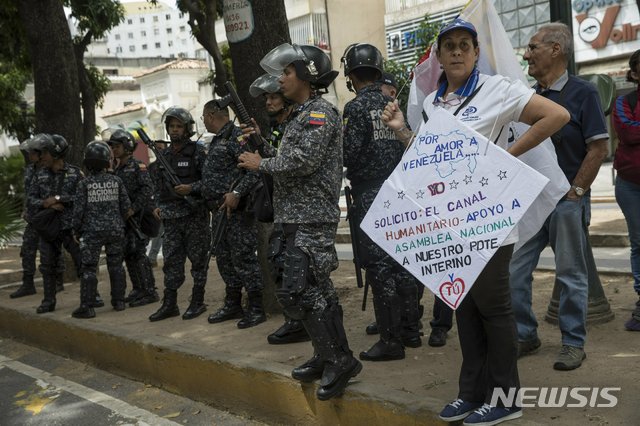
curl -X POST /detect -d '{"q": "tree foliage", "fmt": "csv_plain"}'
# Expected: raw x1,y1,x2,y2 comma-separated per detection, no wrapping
384,14,441,118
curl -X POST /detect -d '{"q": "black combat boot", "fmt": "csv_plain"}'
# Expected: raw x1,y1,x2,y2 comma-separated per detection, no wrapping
207,290,243,324
36,274,57,314
237,290,266,329
130,257,159,307
291,350,324,382
109,263,127,312
149,288,180,322
303,304,362,401
182,286,207,320
267,314,310,344
359,295,405,361
55,272,64,293
398,284,423,348
72,276,96,319
10,274,36,298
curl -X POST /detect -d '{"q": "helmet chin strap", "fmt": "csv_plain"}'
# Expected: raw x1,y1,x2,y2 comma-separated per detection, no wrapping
346,78,355,93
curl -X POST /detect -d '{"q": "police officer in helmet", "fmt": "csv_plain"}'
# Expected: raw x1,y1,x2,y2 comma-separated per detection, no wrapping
239,43,361,401
107,129,159,308
149,107,210,322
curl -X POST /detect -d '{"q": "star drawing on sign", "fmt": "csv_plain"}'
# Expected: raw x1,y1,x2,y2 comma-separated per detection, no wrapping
416,189,425,199
463,175,472,185
480,177,489,186
384,200,391,209
397,190,406,200
449,180,459,190
498,170,507,180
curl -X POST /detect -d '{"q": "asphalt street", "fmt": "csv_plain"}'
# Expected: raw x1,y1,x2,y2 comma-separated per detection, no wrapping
0,339,266,426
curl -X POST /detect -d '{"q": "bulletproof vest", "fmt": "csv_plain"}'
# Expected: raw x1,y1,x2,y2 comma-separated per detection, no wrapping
159,141,199,201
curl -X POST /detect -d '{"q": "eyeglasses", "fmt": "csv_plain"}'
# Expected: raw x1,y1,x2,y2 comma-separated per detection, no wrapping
525,42,553,53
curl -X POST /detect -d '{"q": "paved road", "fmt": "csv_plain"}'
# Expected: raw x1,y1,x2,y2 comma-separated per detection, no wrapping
0,339,265,426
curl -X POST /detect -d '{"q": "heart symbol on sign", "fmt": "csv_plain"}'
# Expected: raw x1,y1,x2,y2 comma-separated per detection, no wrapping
439,273,465,309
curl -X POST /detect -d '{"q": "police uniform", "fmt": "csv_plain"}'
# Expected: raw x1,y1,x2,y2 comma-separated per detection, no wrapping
113,156,157,305
343,83,423,359
202,121,264,327
150,138,209,320
260,95,361,398
27,163,84,313
72,172,130,314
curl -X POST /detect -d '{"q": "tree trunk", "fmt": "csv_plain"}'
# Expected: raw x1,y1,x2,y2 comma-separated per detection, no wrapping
224,0,290,132
17,0,83,166
224,0,290,314
75,38,97,148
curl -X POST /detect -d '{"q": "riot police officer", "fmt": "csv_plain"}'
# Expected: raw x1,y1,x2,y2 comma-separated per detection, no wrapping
27,134,84,313
201,100,265,329
341,43,422,361
108,129,158,307
72,141,130,318
239,43,361,401
149,107,210,322
248,74,309,344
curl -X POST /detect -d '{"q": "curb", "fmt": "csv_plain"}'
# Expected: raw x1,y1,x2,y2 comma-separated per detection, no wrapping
0,305,448,425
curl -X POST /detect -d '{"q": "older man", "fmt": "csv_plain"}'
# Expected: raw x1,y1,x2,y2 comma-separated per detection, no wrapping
509,23,609,371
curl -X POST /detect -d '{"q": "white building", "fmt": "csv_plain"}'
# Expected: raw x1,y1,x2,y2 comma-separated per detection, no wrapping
84,1,203,60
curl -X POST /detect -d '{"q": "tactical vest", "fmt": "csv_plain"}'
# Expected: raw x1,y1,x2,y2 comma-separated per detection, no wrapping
159,141,199,202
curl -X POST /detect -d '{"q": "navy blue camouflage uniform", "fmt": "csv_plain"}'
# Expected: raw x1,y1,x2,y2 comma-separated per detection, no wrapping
27,163,84,310
343,83,424,348
155,140,209,293
260,95,360,387
202,122,262,302
113,157,157,302
73,172,130,307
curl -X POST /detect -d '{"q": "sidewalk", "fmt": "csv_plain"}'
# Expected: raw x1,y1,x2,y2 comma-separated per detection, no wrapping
1,162,637,425
0,250,638,425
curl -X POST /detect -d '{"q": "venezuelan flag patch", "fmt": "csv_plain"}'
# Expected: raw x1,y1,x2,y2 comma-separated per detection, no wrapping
308,111,326,126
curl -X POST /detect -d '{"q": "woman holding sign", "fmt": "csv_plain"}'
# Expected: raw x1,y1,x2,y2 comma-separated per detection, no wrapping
383,18,569,425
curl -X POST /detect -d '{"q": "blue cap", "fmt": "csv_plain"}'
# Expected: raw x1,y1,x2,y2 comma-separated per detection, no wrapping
437,18,478,42
380,72,398,89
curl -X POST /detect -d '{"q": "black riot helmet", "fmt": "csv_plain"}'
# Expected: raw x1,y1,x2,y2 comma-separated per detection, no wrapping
341,43,384,76
249,74,282,98
260,43,339,92
28,133,54,153
50,134,69,159
19,138,32,153
83,140,111,172
162,106,195,138
108,129,136,152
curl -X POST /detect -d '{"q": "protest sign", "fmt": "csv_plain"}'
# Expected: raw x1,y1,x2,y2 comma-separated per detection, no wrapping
361,108,548,309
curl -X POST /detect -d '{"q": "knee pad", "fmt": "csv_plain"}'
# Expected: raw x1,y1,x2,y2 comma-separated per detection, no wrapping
276,247,310,320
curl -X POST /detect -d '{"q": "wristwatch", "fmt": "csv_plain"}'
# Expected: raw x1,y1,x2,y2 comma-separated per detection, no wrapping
232,190,242,198
54,195,61,202
571,185,585,196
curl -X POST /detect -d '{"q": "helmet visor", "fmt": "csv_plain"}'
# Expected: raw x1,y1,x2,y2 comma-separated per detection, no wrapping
249,74,281,97
260,43,307,76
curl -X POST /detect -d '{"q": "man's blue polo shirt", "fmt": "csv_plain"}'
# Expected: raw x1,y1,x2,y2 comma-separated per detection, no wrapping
535,71,608,183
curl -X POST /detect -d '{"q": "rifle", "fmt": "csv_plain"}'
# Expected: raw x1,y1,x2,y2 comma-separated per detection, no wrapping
344,186,367,311
127,216,146,241
224,81,268,156
209,209,228,259
224,81,274,221
135,127,199,208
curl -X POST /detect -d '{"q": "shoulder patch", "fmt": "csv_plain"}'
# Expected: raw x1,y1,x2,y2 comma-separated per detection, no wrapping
309,111,326,126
